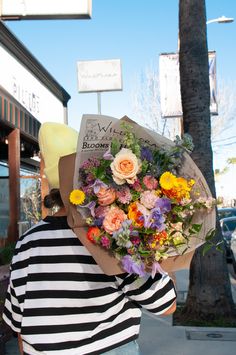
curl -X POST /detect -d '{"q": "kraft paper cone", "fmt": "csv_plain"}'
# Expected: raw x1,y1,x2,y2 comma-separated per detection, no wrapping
59,154,125,275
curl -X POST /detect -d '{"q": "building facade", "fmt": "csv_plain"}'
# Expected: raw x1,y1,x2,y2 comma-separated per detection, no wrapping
0,21,70,246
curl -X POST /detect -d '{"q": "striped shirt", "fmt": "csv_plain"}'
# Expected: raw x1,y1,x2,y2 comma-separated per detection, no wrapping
3,216,176,355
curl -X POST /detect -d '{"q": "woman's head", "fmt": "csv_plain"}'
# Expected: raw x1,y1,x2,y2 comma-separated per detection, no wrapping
43,188,64,209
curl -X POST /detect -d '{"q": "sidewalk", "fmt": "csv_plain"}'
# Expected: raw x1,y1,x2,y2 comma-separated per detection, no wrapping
138,268,236,355
4,268,236,355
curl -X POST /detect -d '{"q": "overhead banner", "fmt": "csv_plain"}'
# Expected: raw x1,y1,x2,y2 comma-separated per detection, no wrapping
0,0,92,20
159,51,217,118
77,59,123,93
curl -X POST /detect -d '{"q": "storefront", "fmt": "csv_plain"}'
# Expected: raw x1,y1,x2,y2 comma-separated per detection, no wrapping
0,21,70,246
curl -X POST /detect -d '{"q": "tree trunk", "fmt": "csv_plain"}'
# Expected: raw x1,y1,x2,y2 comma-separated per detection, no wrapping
178,0,236,322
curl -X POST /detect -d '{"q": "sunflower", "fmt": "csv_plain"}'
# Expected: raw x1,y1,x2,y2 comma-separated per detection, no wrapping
69,189,86,205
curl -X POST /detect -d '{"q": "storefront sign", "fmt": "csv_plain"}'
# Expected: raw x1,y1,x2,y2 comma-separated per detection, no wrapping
0,44,65,123
0,0,92,20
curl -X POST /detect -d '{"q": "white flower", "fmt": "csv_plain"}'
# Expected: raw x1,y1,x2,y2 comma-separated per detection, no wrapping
110,148,141,185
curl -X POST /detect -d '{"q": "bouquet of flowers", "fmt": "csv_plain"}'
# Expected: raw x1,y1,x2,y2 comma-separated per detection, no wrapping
69,117,216,277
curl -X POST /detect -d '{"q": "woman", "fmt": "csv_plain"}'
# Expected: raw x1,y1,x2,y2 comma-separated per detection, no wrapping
3,122,177,355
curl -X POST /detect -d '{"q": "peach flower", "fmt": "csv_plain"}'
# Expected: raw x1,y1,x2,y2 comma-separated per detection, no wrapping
96,187,116,206
103,207,127,234
110,148,141,185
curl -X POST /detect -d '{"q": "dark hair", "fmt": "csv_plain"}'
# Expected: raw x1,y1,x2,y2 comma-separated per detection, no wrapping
43,189,64,209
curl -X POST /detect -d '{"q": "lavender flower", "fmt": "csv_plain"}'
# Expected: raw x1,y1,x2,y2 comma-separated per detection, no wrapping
155,198,171,214
141,146,153,162
149,208,166,231
121,255,146,277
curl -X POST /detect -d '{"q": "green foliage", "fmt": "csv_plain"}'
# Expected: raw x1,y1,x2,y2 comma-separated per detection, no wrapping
0,243,16,265
111,138,121,156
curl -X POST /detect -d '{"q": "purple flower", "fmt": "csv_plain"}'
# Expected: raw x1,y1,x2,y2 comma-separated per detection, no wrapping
81,158,100,169
155,198,171,214
94,218,103,226
80,200,96,217
141,147,153,162
95,205,110,219
121,255,146,277
103,148,114,161
91,179,108,194
150,208,166,231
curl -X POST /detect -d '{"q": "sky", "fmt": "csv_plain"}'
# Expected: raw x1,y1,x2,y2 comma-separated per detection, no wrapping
4,0,236,199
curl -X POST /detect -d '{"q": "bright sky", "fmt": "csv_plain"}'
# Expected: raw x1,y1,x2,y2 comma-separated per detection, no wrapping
5,0,236,199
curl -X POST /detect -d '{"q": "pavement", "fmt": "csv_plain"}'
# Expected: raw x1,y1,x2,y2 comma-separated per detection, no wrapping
3,264,236,355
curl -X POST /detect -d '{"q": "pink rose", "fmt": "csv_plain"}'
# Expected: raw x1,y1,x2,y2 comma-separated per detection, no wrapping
143,175,158,190
96,187,116,206
140,190,158,209
103,207,127,234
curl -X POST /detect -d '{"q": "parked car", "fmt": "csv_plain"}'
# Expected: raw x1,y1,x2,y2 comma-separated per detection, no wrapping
220,216,236,272
218,207,236,220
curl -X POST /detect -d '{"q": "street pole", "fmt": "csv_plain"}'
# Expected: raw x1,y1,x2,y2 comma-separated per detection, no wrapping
97,92,101,115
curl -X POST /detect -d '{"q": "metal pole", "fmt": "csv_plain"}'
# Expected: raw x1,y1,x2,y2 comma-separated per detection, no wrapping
97,92,101,115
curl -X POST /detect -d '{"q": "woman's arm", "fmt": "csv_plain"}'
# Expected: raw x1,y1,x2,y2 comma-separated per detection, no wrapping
18,334,23,355
115,272,177,316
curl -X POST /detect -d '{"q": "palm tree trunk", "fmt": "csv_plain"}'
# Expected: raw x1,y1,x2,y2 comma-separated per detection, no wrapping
178,0,236,322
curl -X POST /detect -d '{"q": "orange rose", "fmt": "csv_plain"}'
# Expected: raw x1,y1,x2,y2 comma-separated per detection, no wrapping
111,148,141,185
97,187,116,206
103,207,127,234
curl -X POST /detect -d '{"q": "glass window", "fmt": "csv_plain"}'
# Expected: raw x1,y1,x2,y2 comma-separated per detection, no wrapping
0,163,9,239
4,98,8,120
20,167,41,227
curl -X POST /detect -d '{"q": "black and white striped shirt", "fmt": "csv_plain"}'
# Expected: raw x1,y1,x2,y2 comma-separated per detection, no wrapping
3,216,176,355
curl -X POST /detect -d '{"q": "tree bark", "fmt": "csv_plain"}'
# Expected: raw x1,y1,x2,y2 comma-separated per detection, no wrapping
178,0,236,322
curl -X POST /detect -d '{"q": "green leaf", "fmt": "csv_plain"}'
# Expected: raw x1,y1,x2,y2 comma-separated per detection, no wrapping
216,244,224,253
191,223,202,233
205,228,216,241
202,243,212,256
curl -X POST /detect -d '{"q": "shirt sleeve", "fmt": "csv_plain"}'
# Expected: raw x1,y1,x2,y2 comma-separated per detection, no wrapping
115,272,177,315
2,236,30,334
3,277,22,333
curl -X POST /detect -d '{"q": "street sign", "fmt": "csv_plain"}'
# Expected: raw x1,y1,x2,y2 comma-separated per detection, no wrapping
159,51,217,117
77,59,123,93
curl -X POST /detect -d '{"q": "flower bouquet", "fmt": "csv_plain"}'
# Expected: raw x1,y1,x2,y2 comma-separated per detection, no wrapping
69,115,216,277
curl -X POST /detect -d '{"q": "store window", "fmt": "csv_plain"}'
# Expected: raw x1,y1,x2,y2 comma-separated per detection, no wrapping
0,163,41,241
20,167,41,227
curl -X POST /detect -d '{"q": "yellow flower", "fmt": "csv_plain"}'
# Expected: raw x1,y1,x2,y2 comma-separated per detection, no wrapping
174,177,189,191
69,189,85,205
189,179,195,187
159,172,176,190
